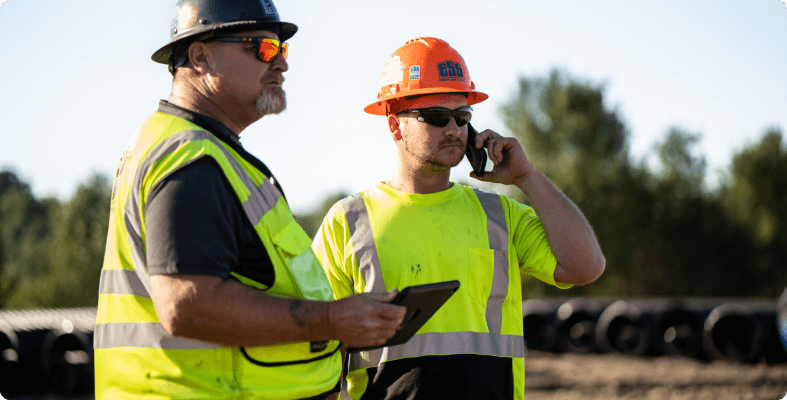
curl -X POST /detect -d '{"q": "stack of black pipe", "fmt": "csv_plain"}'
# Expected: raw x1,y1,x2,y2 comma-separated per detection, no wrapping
0,308,96,397
523,293,787,364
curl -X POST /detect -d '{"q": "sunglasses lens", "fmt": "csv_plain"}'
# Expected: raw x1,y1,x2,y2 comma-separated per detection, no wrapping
418,108,472,127
454,111,471,126
281,42,288,60
258,39,281,62
420,110,452,127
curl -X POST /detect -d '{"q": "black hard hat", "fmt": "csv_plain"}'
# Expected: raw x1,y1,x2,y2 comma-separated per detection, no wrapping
151,0,297,65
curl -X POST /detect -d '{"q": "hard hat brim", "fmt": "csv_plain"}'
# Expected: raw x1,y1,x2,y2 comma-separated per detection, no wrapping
364,88,489,116
150,20,298,64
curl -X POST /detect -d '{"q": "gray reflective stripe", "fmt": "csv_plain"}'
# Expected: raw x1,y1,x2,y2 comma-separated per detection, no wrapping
341,194,386,293
345,188,517,371
94,322,222,350
124,130,205,295
349,347,384,371
349,331,525,371
473,189,510,335
243,178,283,225
126,129,281,244
123,129,282,290
98,269,150,298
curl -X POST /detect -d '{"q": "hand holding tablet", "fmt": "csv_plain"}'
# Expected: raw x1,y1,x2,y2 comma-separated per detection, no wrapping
348,280,461,352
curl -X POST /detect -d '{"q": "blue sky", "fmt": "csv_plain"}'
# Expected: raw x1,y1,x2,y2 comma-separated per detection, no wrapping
1,0,785,214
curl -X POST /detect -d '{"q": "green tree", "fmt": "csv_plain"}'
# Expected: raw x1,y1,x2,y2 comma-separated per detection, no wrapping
499,70,766,297
721,128,787,296
640,128,758,296
0,170,58,308
294,191,351,239
655,128,707,199
35,173,112,307
0,235,16,308
500,69,638,296
500,69,629,206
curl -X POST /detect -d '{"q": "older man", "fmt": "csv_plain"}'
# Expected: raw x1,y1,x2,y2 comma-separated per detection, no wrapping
312,37,606,399
94,1,404,399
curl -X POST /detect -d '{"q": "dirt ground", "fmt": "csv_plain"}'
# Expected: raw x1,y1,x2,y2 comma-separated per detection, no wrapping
522,350,787,400
338,351,787,400
8,352,784,399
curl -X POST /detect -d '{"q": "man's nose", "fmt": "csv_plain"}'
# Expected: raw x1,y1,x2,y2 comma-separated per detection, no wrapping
444,117,461,137
271,52,289,72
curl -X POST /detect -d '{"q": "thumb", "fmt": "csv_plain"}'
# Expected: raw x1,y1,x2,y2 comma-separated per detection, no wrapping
470,171,500,184
367,289,398,303
469,171,485,181
381,289,399,303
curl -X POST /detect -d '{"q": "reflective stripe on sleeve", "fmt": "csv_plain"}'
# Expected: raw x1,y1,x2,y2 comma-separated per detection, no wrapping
349,331,525,371
94,322,222,350
341,194,386,293
473,189,510,335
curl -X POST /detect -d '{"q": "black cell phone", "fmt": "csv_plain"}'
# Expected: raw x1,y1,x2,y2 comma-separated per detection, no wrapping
465,123,487,176
347,280,461,353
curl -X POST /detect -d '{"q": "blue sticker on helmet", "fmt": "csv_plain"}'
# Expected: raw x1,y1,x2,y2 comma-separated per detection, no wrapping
437,60,465,82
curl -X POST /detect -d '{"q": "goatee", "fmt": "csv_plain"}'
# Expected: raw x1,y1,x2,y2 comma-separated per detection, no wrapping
257,87,286,116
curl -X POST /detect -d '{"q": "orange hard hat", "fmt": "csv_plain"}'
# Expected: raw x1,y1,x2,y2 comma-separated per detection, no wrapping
364,37,488,115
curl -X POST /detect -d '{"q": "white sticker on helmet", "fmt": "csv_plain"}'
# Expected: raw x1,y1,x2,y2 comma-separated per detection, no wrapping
378,56,404,89
178,6,198,30
409,65,421,81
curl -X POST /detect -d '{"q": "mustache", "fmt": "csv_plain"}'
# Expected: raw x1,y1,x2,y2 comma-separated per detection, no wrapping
440,139,465,148
264,73,285,84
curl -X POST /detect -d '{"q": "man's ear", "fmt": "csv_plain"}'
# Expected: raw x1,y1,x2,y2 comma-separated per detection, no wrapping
188,42,213,74
388,114,402,141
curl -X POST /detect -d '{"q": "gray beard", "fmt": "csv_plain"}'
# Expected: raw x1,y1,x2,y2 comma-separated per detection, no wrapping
256,87,286,116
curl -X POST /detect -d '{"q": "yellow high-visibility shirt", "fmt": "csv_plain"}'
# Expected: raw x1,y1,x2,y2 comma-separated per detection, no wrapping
312,182,571,400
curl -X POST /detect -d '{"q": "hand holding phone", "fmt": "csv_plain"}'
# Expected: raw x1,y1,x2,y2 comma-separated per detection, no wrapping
465,123,487,177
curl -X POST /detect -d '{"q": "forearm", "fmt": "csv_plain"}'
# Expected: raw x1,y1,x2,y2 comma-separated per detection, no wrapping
152,274,334,347
516,170,605,284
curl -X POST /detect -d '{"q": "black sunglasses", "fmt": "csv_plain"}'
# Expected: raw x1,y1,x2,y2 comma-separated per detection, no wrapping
398,106,473,127
204,36,288,63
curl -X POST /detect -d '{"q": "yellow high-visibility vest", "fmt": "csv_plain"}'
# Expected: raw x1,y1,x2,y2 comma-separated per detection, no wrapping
95,111,339,399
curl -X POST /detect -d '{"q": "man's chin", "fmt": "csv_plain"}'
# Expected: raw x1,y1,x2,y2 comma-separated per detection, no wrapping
427,156,464,171
257,90,286,116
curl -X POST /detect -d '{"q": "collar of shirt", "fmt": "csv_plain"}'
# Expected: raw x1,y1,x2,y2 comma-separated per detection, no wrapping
157,100,242,146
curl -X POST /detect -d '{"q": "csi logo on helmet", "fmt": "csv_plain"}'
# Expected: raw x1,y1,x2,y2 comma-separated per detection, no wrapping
437,60,465,82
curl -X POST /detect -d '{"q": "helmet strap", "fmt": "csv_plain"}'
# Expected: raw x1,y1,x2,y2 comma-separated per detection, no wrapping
168,43,190,76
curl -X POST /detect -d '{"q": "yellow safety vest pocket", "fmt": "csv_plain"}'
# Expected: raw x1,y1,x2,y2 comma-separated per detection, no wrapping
240,340,341,367
271,220,334,301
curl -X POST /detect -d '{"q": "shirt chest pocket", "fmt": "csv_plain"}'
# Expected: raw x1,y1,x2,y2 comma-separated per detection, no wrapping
467,247,508,307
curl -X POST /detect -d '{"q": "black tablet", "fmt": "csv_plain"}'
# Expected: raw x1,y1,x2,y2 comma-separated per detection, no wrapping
347,280,461,353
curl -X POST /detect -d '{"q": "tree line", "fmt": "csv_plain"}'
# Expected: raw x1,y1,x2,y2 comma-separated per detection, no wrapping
1,69,785,309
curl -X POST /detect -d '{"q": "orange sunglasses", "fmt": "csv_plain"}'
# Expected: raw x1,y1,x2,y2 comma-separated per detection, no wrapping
206,36,288,63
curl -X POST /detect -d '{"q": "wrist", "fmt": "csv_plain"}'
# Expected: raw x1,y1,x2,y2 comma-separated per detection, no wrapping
513,167,541,190
324,301,337,339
